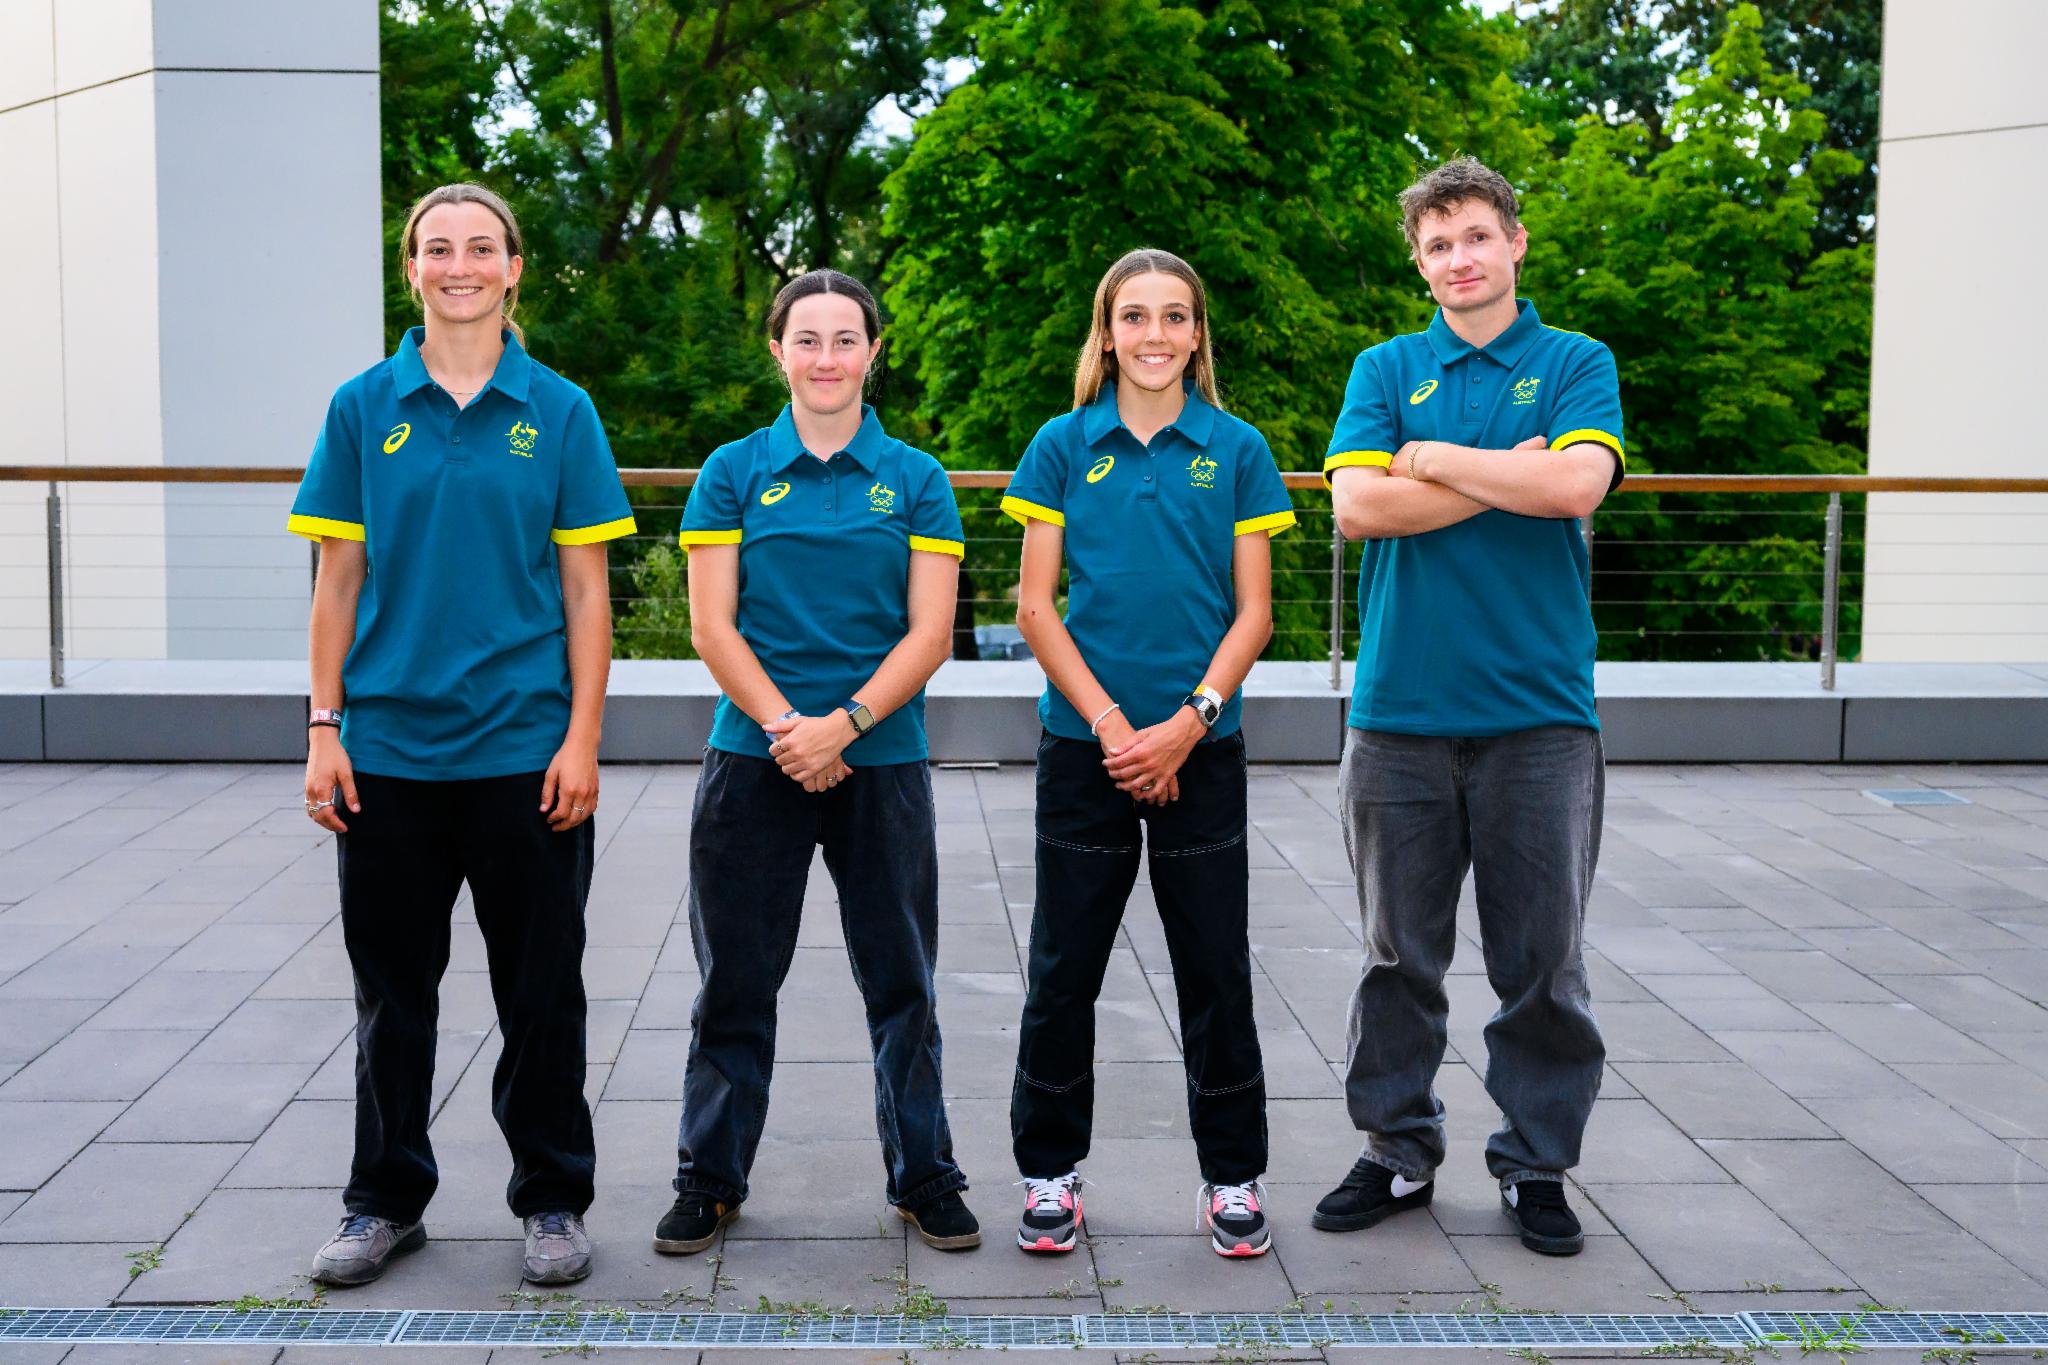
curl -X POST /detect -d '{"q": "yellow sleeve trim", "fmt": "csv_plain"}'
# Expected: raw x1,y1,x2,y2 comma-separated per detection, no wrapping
1000,496,1066,528
1321,450,1394,487
288,514,365,542
679,528,743,552
1551,429,1626,468
908,535,966,558
551,515,638,546
1234,510,1298,538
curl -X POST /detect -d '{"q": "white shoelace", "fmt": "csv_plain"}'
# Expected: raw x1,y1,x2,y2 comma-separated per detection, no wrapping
1020,1173,1080,1215
1199,1179,1266,1230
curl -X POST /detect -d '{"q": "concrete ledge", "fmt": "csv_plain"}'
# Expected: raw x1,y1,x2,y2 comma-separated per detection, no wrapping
3,659,2046,764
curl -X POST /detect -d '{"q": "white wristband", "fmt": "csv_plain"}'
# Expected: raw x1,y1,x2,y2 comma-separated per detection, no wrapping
1089,703,1122,736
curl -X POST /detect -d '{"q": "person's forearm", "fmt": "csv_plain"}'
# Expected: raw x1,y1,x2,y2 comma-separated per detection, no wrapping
1196,606,1270,704
561,581,611,748
1018,592,1117,731
308,556,360,710
1334,469,1490,540
692,622,794,726
849,624,951,722
1413,441,1612,520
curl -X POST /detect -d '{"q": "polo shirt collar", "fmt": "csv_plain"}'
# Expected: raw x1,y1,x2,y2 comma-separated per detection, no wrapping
1425,297,1543,369
768,403,885,473
392,326,533,403
1083,378,1216,447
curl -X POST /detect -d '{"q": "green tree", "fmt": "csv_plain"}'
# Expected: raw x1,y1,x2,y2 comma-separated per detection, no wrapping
1519,3,1873,659
883,0,1536,657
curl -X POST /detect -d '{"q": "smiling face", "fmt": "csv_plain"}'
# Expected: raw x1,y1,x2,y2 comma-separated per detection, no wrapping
770,291,880,418
408,201,522,328
1106,271,1199,395
1413,198,1526,317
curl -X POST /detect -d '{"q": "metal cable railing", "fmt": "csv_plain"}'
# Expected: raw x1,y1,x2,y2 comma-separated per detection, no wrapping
4,468,2046,690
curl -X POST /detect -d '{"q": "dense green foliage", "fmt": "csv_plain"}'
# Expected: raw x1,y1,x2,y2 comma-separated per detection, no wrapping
377,0,1880,662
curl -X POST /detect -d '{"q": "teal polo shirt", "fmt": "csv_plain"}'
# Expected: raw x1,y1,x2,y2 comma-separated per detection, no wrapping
679,405,965,766
1324,298,1624,736
288,327,637,781
1002,381,1297,742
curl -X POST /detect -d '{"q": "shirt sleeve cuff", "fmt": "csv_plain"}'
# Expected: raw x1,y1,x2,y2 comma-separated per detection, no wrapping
1322,450,1394,487
1233,509,1297,538
1550,429,1625,468
908,535,966,558
679,528,743,551
551,515,638,546
1000,495,1065,528
287,514,365,542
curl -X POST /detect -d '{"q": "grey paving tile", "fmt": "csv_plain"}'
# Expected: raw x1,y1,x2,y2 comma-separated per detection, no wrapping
0,945,173,1002
80,970,268,1033
188,999,353,1065
111,1186,337,1305
1871,973,2048,1033
222,1100,355,1190
711,1235,909,1312
1915,1183,2048,1285
1594,1001,1733,1063
0,999,101,1065
0,1240,152,1306
1711,1031,1918,1099
1572,1099,1730,1183
1796,1001,2004,1064
0,1141,244,1243
1714,950,1897,1003
56,1347,281,1364
325,1237,526,1310
604,1029,690,1102
0,1101,127,1190
1449,1232,1674,1312
1612,1063,1831,1140
1089,1234,1298,1311
1802,1092,2047,1186
1585,926,1737,976
1895,1063,2048,1140
1259,1191,1476,1294
1581,1182,1847,1292
102,1061,314,1143
1705,1139,2048,1307
0,1030,203,1102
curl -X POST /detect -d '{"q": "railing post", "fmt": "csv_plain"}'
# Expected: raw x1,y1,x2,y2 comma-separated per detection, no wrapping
1820,492,1842,691
1580,512,1595,596
46,481,66,689
1329,521,1344,692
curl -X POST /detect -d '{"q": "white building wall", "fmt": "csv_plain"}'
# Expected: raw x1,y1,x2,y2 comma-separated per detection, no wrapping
0,0,378,664
1863,0,2048,660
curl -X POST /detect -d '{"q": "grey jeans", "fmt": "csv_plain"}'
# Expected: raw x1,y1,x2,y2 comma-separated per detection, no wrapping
1338,725,1605,1186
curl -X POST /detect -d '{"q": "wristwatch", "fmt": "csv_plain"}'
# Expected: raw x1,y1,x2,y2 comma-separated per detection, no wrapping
308,707,343,730
1182,686,1223,729
842,700,876,739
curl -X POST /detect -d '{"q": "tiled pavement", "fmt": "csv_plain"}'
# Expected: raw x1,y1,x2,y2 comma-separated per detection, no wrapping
2,759,2047,1363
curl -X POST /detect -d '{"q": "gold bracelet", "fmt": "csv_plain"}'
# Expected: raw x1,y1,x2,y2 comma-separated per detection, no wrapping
1408,442,1426,480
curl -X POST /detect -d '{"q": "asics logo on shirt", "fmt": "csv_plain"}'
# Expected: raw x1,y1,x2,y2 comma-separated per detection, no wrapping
1409,380,1439,405
760,481,791,506
1087,454,1115,484
383,423,411,454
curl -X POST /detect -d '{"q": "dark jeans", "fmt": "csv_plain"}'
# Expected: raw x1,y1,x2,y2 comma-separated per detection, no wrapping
675,749,964,1209
1338,725,1606,1186
337,769,596,1224
1014,730,1267,1186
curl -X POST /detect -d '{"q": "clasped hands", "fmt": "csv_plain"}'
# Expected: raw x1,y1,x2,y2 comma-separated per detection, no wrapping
1096,707,1205,807
764,710,855,794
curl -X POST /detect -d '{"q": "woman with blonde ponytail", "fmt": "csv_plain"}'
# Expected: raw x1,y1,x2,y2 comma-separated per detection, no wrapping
1002,249,1294,1259
290,182,635,1291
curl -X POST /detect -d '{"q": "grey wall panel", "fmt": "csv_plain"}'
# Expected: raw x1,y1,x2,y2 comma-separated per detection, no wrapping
1843,698,2048,763
1243,696,1346,763
926,694,1043,763
0,696,42,760
44,693,307,760
600,694,717,762
1597,697,1842,763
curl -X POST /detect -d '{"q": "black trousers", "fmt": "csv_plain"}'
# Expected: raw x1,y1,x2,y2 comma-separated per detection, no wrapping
1013,730,1268,1185
336,769,596,1224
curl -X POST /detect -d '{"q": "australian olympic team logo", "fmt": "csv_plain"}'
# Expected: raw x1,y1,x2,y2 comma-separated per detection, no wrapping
868,481,897,514
382,423,411,454
1086,454,1115,485
1510,376,1542,406
760,481,791,506
507,420,539,457
1409,380,1439,406
1188,453,1219,489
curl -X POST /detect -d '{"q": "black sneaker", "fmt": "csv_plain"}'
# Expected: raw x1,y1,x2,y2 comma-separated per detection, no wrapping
652,1191,740,1255
1310,1158,1433,1232
897,1191,982,1251
1502,1179,1583,1256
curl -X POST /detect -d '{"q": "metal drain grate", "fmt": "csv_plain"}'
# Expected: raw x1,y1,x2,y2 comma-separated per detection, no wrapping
1746,1311,2048,1348
5,1306,2042,1349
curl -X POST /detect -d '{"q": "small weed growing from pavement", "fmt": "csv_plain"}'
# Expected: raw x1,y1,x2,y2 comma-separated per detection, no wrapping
1651,1289,1703,1312
1046,1279,1086,1301
1508,1350,1554,1365
218,1289,324,1312
1746,1281,1787,1295
1765,1313,1867,1361
125,1246,164,1279
873,1265,948,1321
1923,1350,1976,1365
1646,1341,1765,1365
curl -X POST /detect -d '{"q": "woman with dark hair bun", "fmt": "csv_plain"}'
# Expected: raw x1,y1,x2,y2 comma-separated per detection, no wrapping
655,269,980,1254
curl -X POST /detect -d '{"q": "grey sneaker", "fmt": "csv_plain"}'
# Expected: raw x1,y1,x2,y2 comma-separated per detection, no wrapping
523,1211,592,1284
310,1213,425,1286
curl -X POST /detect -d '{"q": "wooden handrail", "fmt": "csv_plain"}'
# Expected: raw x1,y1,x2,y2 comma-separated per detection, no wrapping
5,466,2048,495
